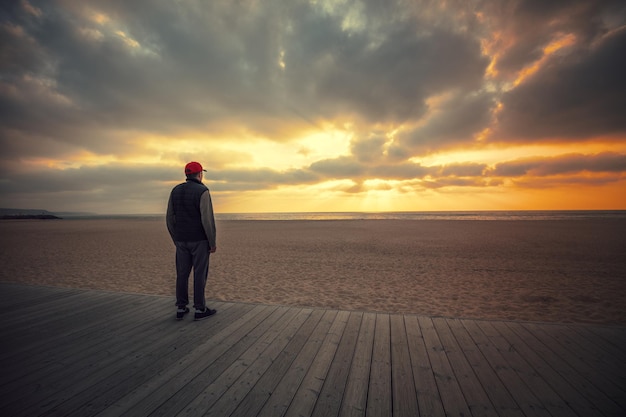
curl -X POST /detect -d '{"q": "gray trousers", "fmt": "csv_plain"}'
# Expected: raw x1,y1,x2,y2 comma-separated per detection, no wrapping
174,240,210,310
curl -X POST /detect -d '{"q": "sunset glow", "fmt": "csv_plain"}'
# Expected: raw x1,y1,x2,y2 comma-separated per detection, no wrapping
1,0,624,214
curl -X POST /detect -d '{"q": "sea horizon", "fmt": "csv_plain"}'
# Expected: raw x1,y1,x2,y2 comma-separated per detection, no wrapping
54,209,626,221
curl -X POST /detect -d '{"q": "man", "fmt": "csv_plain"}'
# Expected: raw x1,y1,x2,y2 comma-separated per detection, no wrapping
166,161,217,321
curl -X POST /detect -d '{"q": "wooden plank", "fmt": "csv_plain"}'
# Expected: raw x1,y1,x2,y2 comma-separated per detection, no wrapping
95,303,281,417
0,295,169,400
142,305,297,417
575,325,626,368
0,282,79,301
11,301,237,416
0,289,114,337
518,322,625,416
70,303,272,416
476,320,579,417
461,319,552,417
174,308,320,417
432,317,501,417
0,283,80,315
0,292,160,366
310,311,363,417
500,321,598,416
587,325,626,353
283,310,350,417
444,318,523,417
339,312,376,417
403,315,445,417
195,308,323,417
231,308,345,417
42,302,244,417
1,284,625,417
389,314,419,417
251,309,339,417
366,313,391,417
3,300,230,391
227,310,324,417
94,305,276,416
548,324,626,395
419,316,472,417
510,321,623,416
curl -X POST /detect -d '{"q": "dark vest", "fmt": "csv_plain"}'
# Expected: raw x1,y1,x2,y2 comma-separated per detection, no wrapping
169,179,209,242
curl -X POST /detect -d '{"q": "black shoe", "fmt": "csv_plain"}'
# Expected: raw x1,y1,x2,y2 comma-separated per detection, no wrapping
194,308,217,321
176,307,189,320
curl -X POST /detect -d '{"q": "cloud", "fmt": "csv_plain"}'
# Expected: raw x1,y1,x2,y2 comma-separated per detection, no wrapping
437,163,488,177
351,134,387,163
0,0,489,153
476,0,626,143
421,177,492,190
367,162,433,180
0,0,625,212
0,163,176,194
482,0,624,76
208,167,320,190
309,24,489,124
491,152,626,177
494,26,626,141
393,91,495,157
309,156,365,178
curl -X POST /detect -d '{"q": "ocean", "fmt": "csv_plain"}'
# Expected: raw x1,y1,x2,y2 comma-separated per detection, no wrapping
63,210,626,221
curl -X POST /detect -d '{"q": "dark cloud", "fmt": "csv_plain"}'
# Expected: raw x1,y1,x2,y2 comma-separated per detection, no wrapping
485,0,624,76
394,91,495,156
438,163,488,177
309,156,434,181
494,26,626,141
0,162,177,213
368,162,432,180
306,24,489,123
491,152,626,177
421,177,491,189
478,0,626,143
0,163,177,194
309,156,365,178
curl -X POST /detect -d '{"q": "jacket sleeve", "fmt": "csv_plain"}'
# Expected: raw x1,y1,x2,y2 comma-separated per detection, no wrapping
200,190,217,247
166,193,176,242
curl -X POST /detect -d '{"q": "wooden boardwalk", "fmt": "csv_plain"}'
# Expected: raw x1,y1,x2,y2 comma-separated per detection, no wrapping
0,283,624,417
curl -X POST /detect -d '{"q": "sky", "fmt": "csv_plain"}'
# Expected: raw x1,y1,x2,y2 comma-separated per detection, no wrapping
1,0,625,214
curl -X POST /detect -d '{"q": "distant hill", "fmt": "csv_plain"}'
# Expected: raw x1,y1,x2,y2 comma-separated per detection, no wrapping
0,208,62,219
1,214,61,219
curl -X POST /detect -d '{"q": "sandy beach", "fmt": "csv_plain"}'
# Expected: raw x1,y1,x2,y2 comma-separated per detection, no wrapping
1,217,624,325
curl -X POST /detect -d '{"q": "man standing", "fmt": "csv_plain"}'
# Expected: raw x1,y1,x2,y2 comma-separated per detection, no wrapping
166,161,217,321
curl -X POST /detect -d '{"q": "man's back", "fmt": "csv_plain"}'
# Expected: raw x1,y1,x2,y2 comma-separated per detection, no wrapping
167,179,208,242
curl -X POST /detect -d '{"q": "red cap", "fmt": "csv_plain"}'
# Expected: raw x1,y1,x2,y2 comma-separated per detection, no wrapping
184,161,206,175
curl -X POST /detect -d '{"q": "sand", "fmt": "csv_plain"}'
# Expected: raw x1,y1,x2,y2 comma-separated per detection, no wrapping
1,218,625,325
